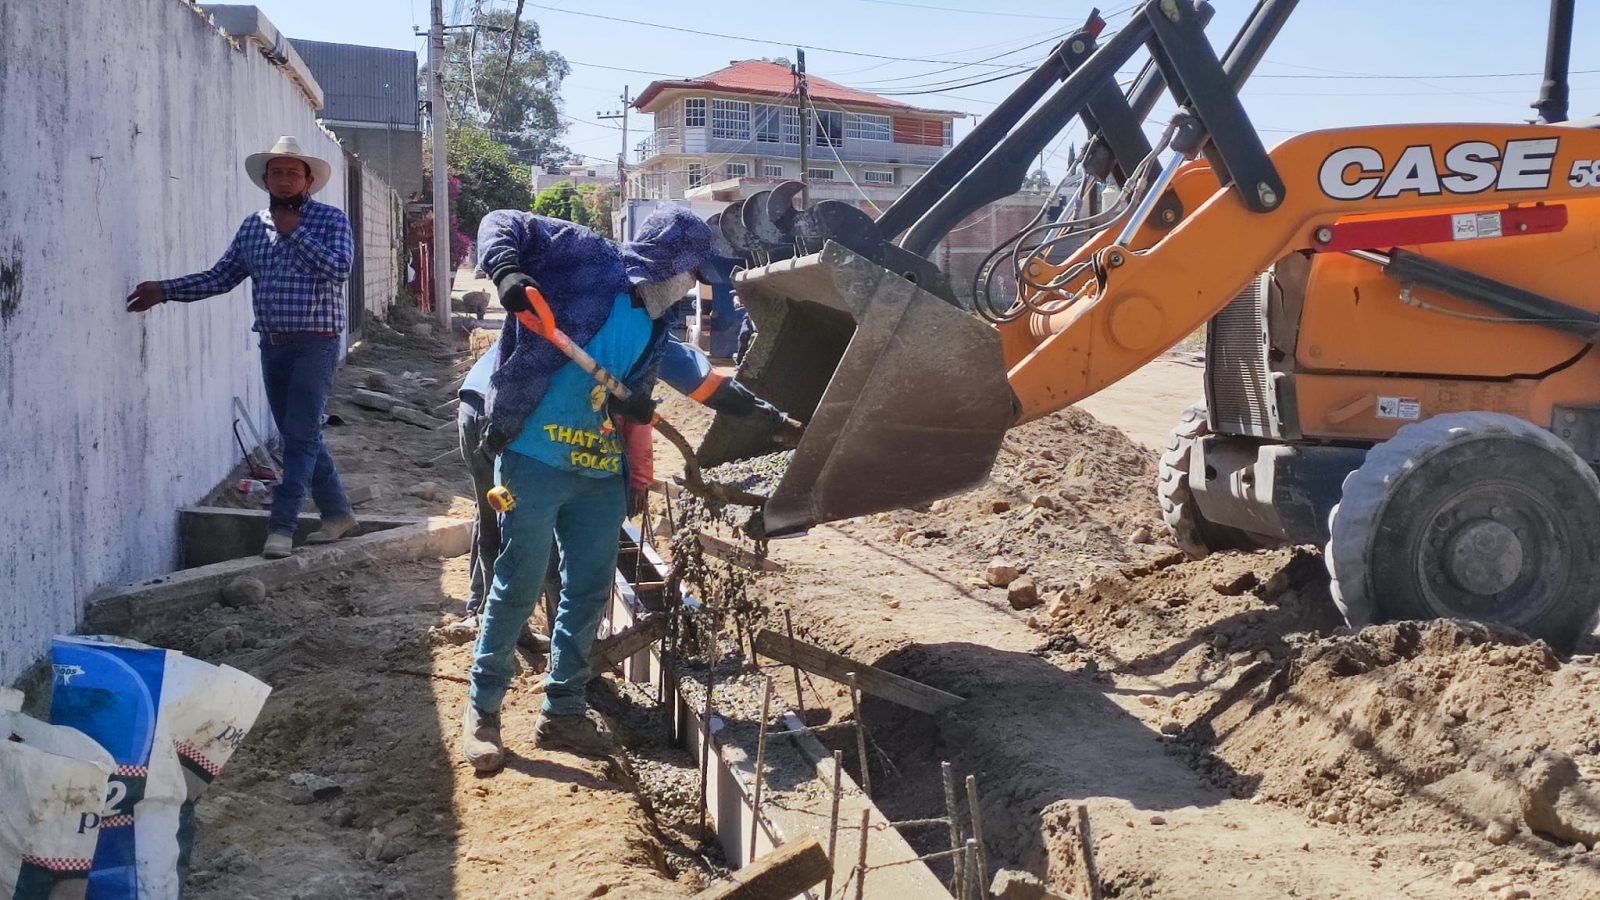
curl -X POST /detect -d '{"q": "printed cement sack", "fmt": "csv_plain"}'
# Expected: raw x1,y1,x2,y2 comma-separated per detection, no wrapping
48,637,271,900
0,686,115,900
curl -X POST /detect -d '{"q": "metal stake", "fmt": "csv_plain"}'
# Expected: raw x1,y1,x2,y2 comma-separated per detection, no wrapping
965,775,991,899
825,750,844,900
942,762,963,892
849,672,872,798
749,677,774,862
853,808,871,900
784,608,806,718
698,628,717,838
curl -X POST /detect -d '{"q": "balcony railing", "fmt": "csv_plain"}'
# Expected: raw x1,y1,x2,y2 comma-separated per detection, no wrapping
636,125,946,167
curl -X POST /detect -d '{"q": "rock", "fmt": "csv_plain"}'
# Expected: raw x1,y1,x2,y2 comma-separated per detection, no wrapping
391,406,444,428
1520,750,1600,845
410,323,434,337
1045,592,1070,619
196,625,245,658
328,807,358,828
1030,494,1058,511
211,844,255,874
346,483,384,506
989,868,1074,900
986,499,1012,514
1363,787,1400,811
1212,572,1259,596
887,599,901,610
351,389,398,413
384,885,408,900
1449,861,1479,885
221,576,266,608
1160,721,1182,736
985,558,1020,587
1485,816,1519,845
287,772,343,802
1129,526,1153,545
1497,886,1531,900
1148,814,1167,826
362,371,394,393
1137,695,1160,708
1007,577,1041,610
407,481,450,502
364,829,388,862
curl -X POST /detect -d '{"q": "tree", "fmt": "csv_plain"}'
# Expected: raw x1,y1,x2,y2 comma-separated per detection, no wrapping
575,182,614,238
424,8,572,165
1022,167,1055,192
532,181,590,228
442,124,534,242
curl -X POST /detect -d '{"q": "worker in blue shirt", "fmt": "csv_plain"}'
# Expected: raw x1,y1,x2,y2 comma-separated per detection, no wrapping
127,136,357,560
462,207,797,770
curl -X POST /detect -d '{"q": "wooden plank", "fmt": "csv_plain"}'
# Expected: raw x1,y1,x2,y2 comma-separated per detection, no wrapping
753,629,964,715
691,837,831,900
590,615,670,673
698,532,784,573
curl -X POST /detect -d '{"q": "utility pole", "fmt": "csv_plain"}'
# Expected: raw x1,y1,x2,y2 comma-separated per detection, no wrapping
428,0,451,330
794,49,811,206
598,86,631,202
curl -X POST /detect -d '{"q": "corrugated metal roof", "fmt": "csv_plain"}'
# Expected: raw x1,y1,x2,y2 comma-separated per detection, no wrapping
290,39,418,126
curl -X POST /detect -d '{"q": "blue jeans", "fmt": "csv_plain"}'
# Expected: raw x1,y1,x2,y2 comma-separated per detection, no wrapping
457,398,500,613
259,334,352,535
469,451,625,716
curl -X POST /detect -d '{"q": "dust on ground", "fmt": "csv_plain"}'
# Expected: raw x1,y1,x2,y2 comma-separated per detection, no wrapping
649,366,1600,898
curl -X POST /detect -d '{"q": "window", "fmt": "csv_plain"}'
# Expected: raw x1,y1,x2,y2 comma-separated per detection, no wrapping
807,167,835,181
687,162,704,189
782,107,801,144
755,104,782,143
711,98,751,141
943,120,954,146
845,113,892,142
684,98,706,127
813,109,843,147
893,116,946,147
862,169,895,185
762,163,784,178
725,163,749,178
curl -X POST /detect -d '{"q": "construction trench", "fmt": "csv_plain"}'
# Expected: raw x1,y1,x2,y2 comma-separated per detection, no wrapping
66,316,1600,899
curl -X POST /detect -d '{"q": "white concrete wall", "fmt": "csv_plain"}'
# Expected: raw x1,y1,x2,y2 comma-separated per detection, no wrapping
0,0,347,681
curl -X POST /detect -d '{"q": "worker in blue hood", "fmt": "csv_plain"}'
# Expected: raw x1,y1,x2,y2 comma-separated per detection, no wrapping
462,207,797,771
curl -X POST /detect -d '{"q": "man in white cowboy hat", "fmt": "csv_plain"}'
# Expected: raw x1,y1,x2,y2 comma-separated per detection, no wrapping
127,136,358,559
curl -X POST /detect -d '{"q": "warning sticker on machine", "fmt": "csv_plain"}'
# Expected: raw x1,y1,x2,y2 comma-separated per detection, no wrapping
1451,212,1503,241
1377,396,1422,420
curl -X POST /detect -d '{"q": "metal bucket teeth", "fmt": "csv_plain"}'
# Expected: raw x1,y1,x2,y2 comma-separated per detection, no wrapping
699,241,1018,536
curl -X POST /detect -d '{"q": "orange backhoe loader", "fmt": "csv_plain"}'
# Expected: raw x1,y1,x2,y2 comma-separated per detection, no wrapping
700,0,1600,650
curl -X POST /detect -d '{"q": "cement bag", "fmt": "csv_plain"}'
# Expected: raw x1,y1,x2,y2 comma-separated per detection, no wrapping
48,637,270,900
0,687,115,900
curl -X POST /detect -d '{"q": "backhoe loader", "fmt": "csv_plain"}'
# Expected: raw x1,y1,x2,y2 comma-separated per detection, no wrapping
700,0,1600,650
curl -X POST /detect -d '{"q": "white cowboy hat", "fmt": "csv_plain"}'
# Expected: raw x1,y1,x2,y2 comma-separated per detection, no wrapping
245,135,332,194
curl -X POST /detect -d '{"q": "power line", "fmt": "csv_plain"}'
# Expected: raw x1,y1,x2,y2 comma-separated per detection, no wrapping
849,29,1070,88
859,0,1081,20
526,4,1058,68
567,59,689,79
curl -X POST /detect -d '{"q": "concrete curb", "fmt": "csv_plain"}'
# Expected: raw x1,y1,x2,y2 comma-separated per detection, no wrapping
86,512,470,635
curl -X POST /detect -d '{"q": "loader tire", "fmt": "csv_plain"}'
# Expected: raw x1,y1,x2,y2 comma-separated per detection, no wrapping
1326,411,1600,653
1158,404,1271,559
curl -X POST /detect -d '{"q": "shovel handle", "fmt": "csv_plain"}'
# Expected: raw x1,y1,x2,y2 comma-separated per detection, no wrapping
513,286,638,403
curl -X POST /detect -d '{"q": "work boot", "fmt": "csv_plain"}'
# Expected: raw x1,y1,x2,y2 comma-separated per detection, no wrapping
532,710,613,757
306,514,359,544
262,532,293,559
462,704,504,772
518,624,551,653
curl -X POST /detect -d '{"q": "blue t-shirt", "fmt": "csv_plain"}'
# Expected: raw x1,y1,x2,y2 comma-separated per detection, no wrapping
506,293,653,476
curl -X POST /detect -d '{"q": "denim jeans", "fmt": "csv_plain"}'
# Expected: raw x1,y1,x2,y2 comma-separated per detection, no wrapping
469,450,625,716
259,334,352,535
457,398,501,614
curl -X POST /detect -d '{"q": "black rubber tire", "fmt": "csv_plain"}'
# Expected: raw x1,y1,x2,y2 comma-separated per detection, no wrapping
1326,411,1600,652
1157,403,1272,559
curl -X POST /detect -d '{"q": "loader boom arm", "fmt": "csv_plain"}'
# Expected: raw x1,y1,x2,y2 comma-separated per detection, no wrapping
1001,123,1600,424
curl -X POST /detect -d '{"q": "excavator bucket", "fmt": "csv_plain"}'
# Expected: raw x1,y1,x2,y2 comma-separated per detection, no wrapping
698,241,1018,537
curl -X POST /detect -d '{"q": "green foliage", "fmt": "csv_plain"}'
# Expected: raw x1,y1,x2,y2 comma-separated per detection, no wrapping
532,181,616,237
424,9,572,165
448,125,534,239
576,182,614,238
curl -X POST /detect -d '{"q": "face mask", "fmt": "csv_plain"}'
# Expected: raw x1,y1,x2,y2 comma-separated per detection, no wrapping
635,271,697,319
269,193,309,212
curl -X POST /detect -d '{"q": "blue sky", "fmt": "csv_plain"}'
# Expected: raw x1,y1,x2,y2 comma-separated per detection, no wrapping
258,0,1600,176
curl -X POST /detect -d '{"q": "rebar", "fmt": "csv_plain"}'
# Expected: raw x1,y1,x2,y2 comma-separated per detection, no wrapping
697,628,717,838
749,677,774,863
849,672,872,798
784,608,806,719
825,750,843,900
942,761,963,892
854,808,871,900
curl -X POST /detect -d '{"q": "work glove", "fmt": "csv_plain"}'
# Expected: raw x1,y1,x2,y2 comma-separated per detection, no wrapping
772,414,804,449
610,390,657,425
708,378,766,418
495,270,539,315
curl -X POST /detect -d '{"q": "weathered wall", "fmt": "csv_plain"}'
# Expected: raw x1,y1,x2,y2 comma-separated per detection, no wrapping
335,125,425,200
0,0,346,680
359,165,402,321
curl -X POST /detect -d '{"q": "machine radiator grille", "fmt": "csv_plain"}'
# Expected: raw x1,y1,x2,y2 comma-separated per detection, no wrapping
1206,274,1278,438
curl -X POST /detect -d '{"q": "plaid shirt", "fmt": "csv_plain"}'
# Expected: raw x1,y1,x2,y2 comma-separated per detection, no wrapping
161,199,352,334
